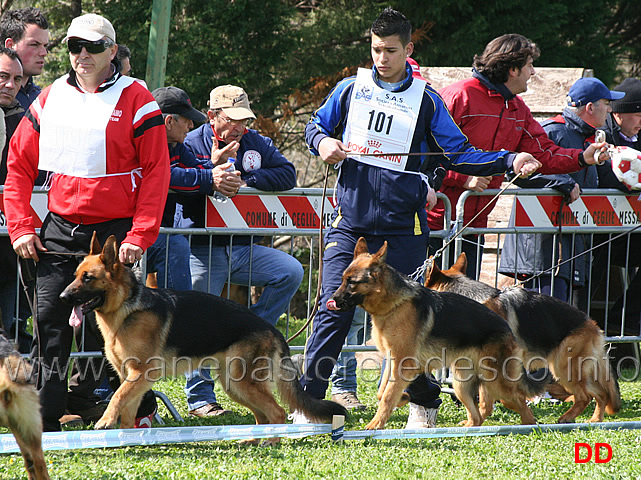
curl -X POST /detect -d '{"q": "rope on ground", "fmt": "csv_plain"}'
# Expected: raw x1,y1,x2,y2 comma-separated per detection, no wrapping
2,419,641,452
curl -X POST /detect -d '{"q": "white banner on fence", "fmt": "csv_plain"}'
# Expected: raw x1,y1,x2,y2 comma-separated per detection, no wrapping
514,194,641,227
206,193,336,230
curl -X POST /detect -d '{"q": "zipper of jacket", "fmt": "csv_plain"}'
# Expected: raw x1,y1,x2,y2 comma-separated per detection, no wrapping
492,100,508,145
373,166,381,233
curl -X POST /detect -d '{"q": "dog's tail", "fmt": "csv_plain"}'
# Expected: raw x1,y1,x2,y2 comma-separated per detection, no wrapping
1,355,50,480
521,367,554,398
275,346,347,423
589,324,621,415
604,361,622,415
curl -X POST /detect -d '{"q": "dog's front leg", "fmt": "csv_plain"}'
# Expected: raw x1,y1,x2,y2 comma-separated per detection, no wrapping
366,355,416,430
95,369,152,429
377,351,391,402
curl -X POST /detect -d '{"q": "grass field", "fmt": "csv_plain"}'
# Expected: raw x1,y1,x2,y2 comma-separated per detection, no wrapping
1,365,641,480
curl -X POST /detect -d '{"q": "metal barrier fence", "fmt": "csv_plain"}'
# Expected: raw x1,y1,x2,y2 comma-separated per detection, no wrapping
454,188,641,346
5,186,640,356
0,187,451,357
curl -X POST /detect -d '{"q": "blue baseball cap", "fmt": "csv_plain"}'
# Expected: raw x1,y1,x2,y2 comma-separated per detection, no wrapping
567,77,625,107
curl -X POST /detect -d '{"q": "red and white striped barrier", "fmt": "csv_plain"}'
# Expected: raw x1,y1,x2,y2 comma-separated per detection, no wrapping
206,193,336,231
514,194,641,227
0,190,49,233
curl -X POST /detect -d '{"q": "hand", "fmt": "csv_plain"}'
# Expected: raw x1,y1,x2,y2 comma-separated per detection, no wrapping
568,183,581,204
12,234,47,262
318,137,348,165
583,141,611,166
513,152,541,177
119,243,143,264
211,136,240,166
426,185,437,211
463,176,492,192
213,163,242,196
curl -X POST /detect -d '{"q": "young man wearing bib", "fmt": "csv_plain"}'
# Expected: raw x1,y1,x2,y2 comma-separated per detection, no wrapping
295,7,543,428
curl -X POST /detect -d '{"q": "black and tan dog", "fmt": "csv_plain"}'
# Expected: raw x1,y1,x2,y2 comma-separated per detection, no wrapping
328,238,548,430
424,253,621,423
0,334,49,479
59,234,345,441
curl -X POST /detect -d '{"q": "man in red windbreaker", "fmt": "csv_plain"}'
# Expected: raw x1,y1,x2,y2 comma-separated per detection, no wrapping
427,34,608,278
3,13,169,431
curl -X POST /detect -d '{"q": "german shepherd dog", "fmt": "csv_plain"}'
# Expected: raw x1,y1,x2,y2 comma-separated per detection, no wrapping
424,253,621,423
0,334,49,479
59,234,346,442
329,238,548,430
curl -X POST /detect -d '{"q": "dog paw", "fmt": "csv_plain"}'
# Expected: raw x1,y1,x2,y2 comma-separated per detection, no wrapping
365,420,385,430
458,420,476,427
238,438,280,447
557,416,575,424
94,416,117,430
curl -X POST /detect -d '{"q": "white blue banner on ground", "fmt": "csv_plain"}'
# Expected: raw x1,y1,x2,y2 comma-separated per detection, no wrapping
2,421,641,453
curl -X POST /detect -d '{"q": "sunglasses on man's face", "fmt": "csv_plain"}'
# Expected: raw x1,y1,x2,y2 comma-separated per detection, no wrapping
67,38,112,55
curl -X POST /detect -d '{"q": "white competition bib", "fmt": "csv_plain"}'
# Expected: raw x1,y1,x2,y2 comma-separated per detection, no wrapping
344,68,425,172
38,75,134,177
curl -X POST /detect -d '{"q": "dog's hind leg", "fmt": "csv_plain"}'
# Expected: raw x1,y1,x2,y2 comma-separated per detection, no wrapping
452,371,482,427
226,379,287,446
478,384,495,423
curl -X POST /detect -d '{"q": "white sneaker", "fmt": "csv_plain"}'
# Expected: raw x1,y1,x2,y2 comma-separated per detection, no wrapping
528,390,562,406
405,402,438,429
288,410,314,424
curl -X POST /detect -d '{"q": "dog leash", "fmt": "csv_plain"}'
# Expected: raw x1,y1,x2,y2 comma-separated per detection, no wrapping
409,172,524,281
511,222,641,288
286,163,331,343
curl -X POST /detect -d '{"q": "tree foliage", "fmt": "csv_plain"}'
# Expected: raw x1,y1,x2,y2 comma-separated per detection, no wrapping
2,0,640,185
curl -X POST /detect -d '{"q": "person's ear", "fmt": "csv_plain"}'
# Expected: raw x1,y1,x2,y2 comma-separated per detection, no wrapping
405,41,414,58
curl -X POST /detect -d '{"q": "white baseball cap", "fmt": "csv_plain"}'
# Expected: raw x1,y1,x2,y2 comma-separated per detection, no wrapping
64,13,116,43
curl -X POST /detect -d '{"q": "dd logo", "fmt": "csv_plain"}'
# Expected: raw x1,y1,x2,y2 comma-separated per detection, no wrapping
574,443,612,463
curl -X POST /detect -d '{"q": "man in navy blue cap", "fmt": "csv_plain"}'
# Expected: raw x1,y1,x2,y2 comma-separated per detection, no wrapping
501,76,624,302
148,86,210,292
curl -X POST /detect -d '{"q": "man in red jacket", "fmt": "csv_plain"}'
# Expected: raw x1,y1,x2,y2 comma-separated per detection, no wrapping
427,34,608,278
3,13,169,431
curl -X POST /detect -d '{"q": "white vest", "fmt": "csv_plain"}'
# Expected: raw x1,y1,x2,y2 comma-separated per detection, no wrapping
38,75,136,177
344,68,425,172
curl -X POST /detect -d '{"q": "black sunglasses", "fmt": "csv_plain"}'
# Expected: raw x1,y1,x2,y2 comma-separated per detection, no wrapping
67,38,112,55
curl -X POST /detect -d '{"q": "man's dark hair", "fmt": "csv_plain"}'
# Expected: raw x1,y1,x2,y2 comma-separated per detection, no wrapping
117,44,131,61
371,7,411,45
0,45,22,65
473,34,540,85
0,7,49,45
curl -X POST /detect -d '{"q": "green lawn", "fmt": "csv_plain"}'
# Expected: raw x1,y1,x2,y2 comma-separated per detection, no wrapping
2,368,641,479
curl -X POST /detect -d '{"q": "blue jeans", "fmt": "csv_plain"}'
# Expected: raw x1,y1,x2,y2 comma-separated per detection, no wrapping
146,233,192,291
330,306,367,395
184,242,304,410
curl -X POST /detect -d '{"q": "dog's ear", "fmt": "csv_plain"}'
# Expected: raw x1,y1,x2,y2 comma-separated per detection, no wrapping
371,241,388,263
354,237,369,258
89,231,101,255
100,235,120,269
423,256,440,286
452,252,467,274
